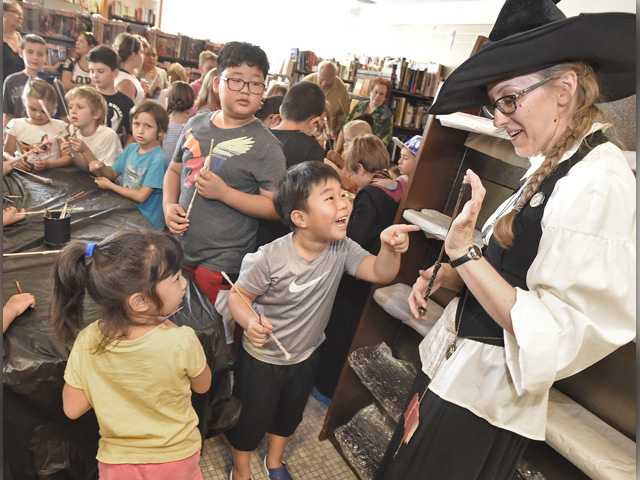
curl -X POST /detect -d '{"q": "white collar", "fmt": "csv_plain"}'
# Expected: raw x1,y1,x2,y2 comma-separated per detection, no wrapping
520,122,608,181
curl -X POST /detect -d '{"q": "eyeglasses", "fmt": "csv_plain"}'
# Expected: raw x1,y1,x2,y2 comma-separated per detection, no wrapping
220,76,266,96
482,77,552,119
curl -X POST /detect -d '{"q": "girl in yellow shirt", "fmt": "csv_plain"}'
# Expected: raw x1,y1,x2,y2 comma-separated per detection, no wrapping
52,230,212,480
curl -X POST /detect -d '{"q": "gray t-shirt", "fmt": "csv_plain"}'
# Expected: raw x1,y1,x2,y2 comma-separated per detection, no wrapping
238,233,370,365
173,111,286,272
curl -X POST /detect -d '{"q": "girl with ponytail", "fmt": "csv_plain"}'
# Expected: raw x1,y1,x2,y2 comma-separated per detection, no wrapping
377,1,635,478
52,230,211,479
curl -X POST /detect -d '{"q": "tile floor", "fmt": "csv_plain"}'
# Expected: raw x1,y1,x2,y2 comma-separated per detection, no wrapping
200,396,358,480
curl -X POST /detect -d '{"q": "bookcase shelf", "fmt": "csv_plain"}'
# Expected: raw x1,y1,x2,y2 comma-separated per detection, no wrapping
109,14,154,27
391,89,433,102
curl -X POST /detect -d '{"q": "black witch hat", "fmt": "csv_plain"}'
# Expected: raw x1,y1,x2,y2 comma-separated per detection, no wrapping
428,0,636,114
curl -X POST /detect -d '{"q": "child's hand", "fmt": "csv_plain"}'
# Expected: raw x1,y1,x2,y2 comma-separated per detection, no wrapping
89,160,105,174
4,293,36,318
3,206,26,226
196,169,229,201
33,157,48,172
14,157,33,172
246,315,273,348
164,203,190,235
380,224,421,254
69,137,87,154
94,177,113,190
60,138,74,157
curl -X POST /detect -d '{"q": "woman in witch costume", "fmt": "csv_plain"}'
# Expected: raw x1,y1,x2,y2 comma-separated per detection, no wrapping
375,1,635,479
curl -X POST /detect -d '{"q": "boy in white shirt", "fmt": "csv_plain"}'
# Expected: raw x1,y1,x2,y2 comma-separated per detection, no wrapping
61,86,122,169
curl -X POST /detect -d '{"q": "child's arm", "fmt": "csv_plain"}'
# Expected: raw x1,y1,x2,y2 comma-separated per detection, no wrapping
196,169,279,220
117,79,137,103
190,364,212,394
3,132,17,157
3,292,36,332
62,383,92,420
163,161,189,234
355,224,420,284
228,285,273,348
89,161,118,180
95,177,153,203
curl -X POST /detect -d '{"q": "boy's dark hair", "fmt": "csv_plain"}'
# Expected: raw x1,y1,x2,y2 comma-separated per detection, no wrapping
217,41,269,79
167,81,195,114
87,45,119,70
78,31,98,48
21,33,47,49
274,161,341,230
256,95,283,120
113,32,142,65
51,231,183,351
280,81,326,122
131,100,169,134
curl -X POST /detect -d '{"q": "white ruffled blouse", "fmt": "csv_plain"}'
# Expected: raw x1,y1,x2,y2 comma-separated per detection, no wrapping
418,123,636,440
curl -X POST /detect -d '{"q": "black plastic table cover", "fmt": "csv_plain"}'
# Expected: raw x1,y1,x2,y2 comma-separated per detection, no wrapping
2,168,239,480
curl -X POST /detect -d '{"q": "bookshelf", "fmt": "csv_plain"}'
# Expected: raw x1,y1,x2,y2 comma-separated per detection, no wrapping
21,1,223,81
280,49,319,84
348,60,438,141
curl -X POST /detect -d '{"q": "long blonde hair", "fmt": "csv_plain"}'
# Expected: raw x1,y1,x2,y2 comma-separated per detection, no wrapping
493,62,603,248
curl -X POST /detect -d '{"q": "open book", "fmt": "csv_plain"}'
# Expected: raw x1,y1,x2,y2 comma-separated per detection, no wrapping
436,112,511,140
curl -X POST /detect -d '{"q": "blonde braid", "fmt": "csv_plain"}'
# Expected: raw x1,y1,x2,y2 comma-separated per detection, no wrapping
494,62,603,248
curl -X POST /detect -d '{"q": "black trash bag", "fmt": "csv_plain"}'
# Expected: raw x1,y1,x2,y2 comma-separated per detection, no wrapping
3,168,239,477
173,275,241,437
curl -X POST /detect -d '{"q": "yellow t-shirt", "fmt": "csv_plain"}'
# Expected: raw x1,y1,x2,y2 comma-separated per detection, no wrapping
64,320,207,464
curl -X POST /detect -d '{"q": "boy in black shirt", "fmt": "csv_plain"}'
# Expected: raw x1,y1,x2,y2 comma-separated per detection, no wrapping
87,45,134,146
271,81,326,167
257,82,328,246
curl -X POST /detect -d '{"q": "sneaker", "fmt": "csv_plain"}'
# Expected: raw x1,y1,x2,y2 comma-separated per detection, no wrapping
263,456,293,480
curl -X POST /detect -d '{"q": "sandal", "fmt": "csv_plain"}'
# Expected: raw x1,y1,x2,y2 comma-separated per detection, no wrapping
263,456,293,480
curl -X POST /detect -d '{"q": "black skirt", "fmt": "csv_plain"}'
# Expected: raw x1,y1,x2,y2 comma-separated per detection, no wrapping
375,371,529,480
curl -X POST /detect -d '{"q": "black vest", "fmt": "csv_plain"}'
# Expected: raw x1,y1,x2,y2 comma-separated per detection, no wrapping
455,131,608,346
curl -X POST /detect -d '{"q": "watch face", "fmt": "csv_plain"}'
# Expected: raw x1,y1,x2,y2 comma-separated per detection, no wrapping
469,245,482,259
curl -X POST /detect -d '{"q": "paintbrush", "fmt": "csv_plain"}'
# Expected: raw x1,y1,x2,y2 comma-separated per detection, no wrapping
185,139,215,220
221,271,292,360
12,168,54,185
15,280,23,294
24,207,85,216
3,250,62,258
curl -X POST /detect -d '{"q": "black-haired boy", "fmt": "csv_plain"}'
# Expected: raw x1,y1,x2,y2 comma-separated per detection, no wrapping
271,81,327,168
257,81,329,245
163,41,286,304
227,162,418,480
88,45,135,146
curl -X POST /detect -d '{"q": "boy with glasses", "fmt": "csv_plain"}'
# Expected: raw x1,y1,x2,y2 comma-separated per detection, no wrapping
163,41,286,304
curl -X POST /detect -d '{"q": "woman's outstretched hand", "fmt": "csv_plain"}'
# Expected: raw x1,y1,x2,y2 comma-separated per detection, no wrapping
445,169,485,260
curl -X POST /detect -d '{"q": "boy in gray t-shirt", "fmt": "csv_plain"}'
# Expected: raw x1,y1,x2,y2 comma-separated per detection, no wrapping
163,42,286,304
226,161,418,480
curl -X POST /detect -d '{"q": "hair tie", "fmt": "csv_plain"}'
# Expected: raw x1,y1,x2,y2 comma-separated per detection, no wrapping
85,242,97,258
